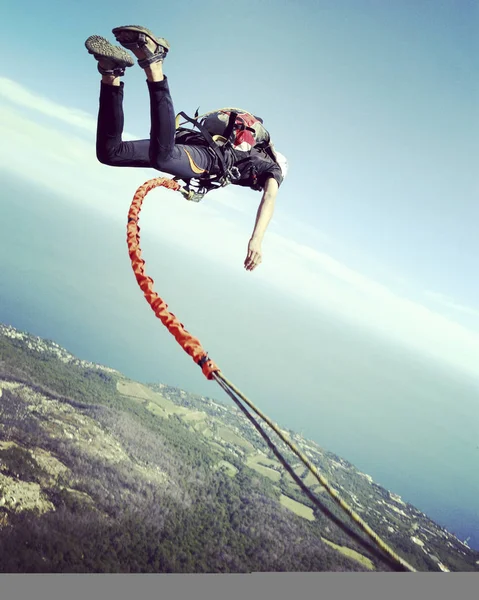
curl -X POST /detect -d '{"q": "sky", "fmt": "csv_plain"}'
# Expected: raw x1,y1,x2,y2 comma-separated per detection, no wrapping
1,0,478,550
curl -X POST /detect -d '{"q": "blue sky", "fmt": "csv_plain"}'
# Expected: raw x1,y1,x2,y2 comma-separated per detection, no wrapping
1,0,478,353
1,0,479,549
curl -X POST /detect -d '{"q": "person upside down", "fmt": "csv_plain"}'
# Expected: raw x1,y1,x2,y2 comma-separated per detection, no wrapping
85,25,288,272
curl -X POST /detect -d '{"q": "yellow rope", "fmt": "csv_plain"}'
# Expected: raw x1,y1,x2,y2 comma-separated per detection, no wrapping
213,374,402,569
127,176,417,572
213,372,417,572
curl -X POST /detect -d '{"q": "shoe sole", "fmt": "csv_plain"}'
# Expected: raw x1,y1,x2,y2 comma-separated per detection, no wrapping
112,25,170,51
85,35,134,67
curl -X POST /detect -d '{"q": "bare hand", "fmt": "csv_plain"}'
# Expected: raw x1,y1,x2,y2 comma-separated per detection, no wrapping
244,238,262,271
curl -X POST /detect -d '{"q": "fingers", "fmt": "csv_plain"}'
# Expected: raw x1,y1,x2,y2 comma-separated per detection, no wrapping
244,250,262,271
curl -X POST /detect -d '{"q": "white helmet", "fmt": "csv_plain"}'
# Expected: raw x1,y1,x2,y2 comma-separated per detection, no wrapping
273,150,288,179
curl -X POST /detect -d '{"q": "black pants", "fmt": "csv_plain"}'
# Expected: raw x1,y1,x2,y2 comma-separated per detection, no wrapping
96,77,219,180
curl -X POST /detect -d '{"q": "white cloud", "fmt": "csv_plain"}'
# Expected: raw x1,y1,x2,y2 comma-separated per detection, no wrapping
0,76,136,140
259,236,479,378
424,291,479,319
2,77,479,383
0,77,97,133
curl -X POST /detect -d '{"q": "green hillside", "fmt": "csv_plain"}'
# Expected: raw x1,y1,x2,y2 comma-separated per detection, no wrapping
1,323,478,573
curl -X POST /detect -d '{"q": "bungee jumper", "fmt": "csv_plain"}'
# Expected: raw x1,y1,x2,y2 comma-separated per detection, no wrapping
82,27,419,573
85,25,288,272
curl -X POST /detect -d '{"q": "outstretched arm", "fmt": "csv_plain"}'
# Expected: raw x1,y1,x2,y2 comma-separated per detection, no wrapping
244,177,279,271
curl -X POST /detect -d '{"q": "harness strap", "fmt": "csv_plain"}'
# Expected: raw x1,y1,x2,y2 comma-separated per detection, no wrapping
222,111,238,144
177,111,230,177
174,109,268,199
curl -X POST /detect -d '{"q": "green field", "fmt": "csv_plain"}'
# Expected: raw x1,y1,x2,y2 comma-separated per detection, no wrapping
117,380,188,416
217,427,255,452
193,421,210,435
247,454,276,467
207,440,227,453
215,461,238,478
255,457,280,469
321,538,374,570
279,494,315,521
182,412,207,422
304,471,322,486
246,455,282,482
294,465,308,478
250,463,281,482
145,402,168,418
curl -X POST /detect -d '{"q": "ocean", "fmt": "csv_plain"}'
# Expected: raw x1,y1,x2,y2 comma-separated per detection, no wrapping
1,173,478,550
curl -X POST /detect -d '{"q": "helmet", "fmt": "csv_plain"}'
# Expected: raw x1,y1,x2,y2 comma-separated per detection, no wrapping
273,150,288,179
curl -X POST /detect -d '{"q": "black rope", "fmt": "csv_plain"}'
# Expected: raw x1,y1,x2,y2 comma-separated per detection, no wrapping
213,375,406,571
